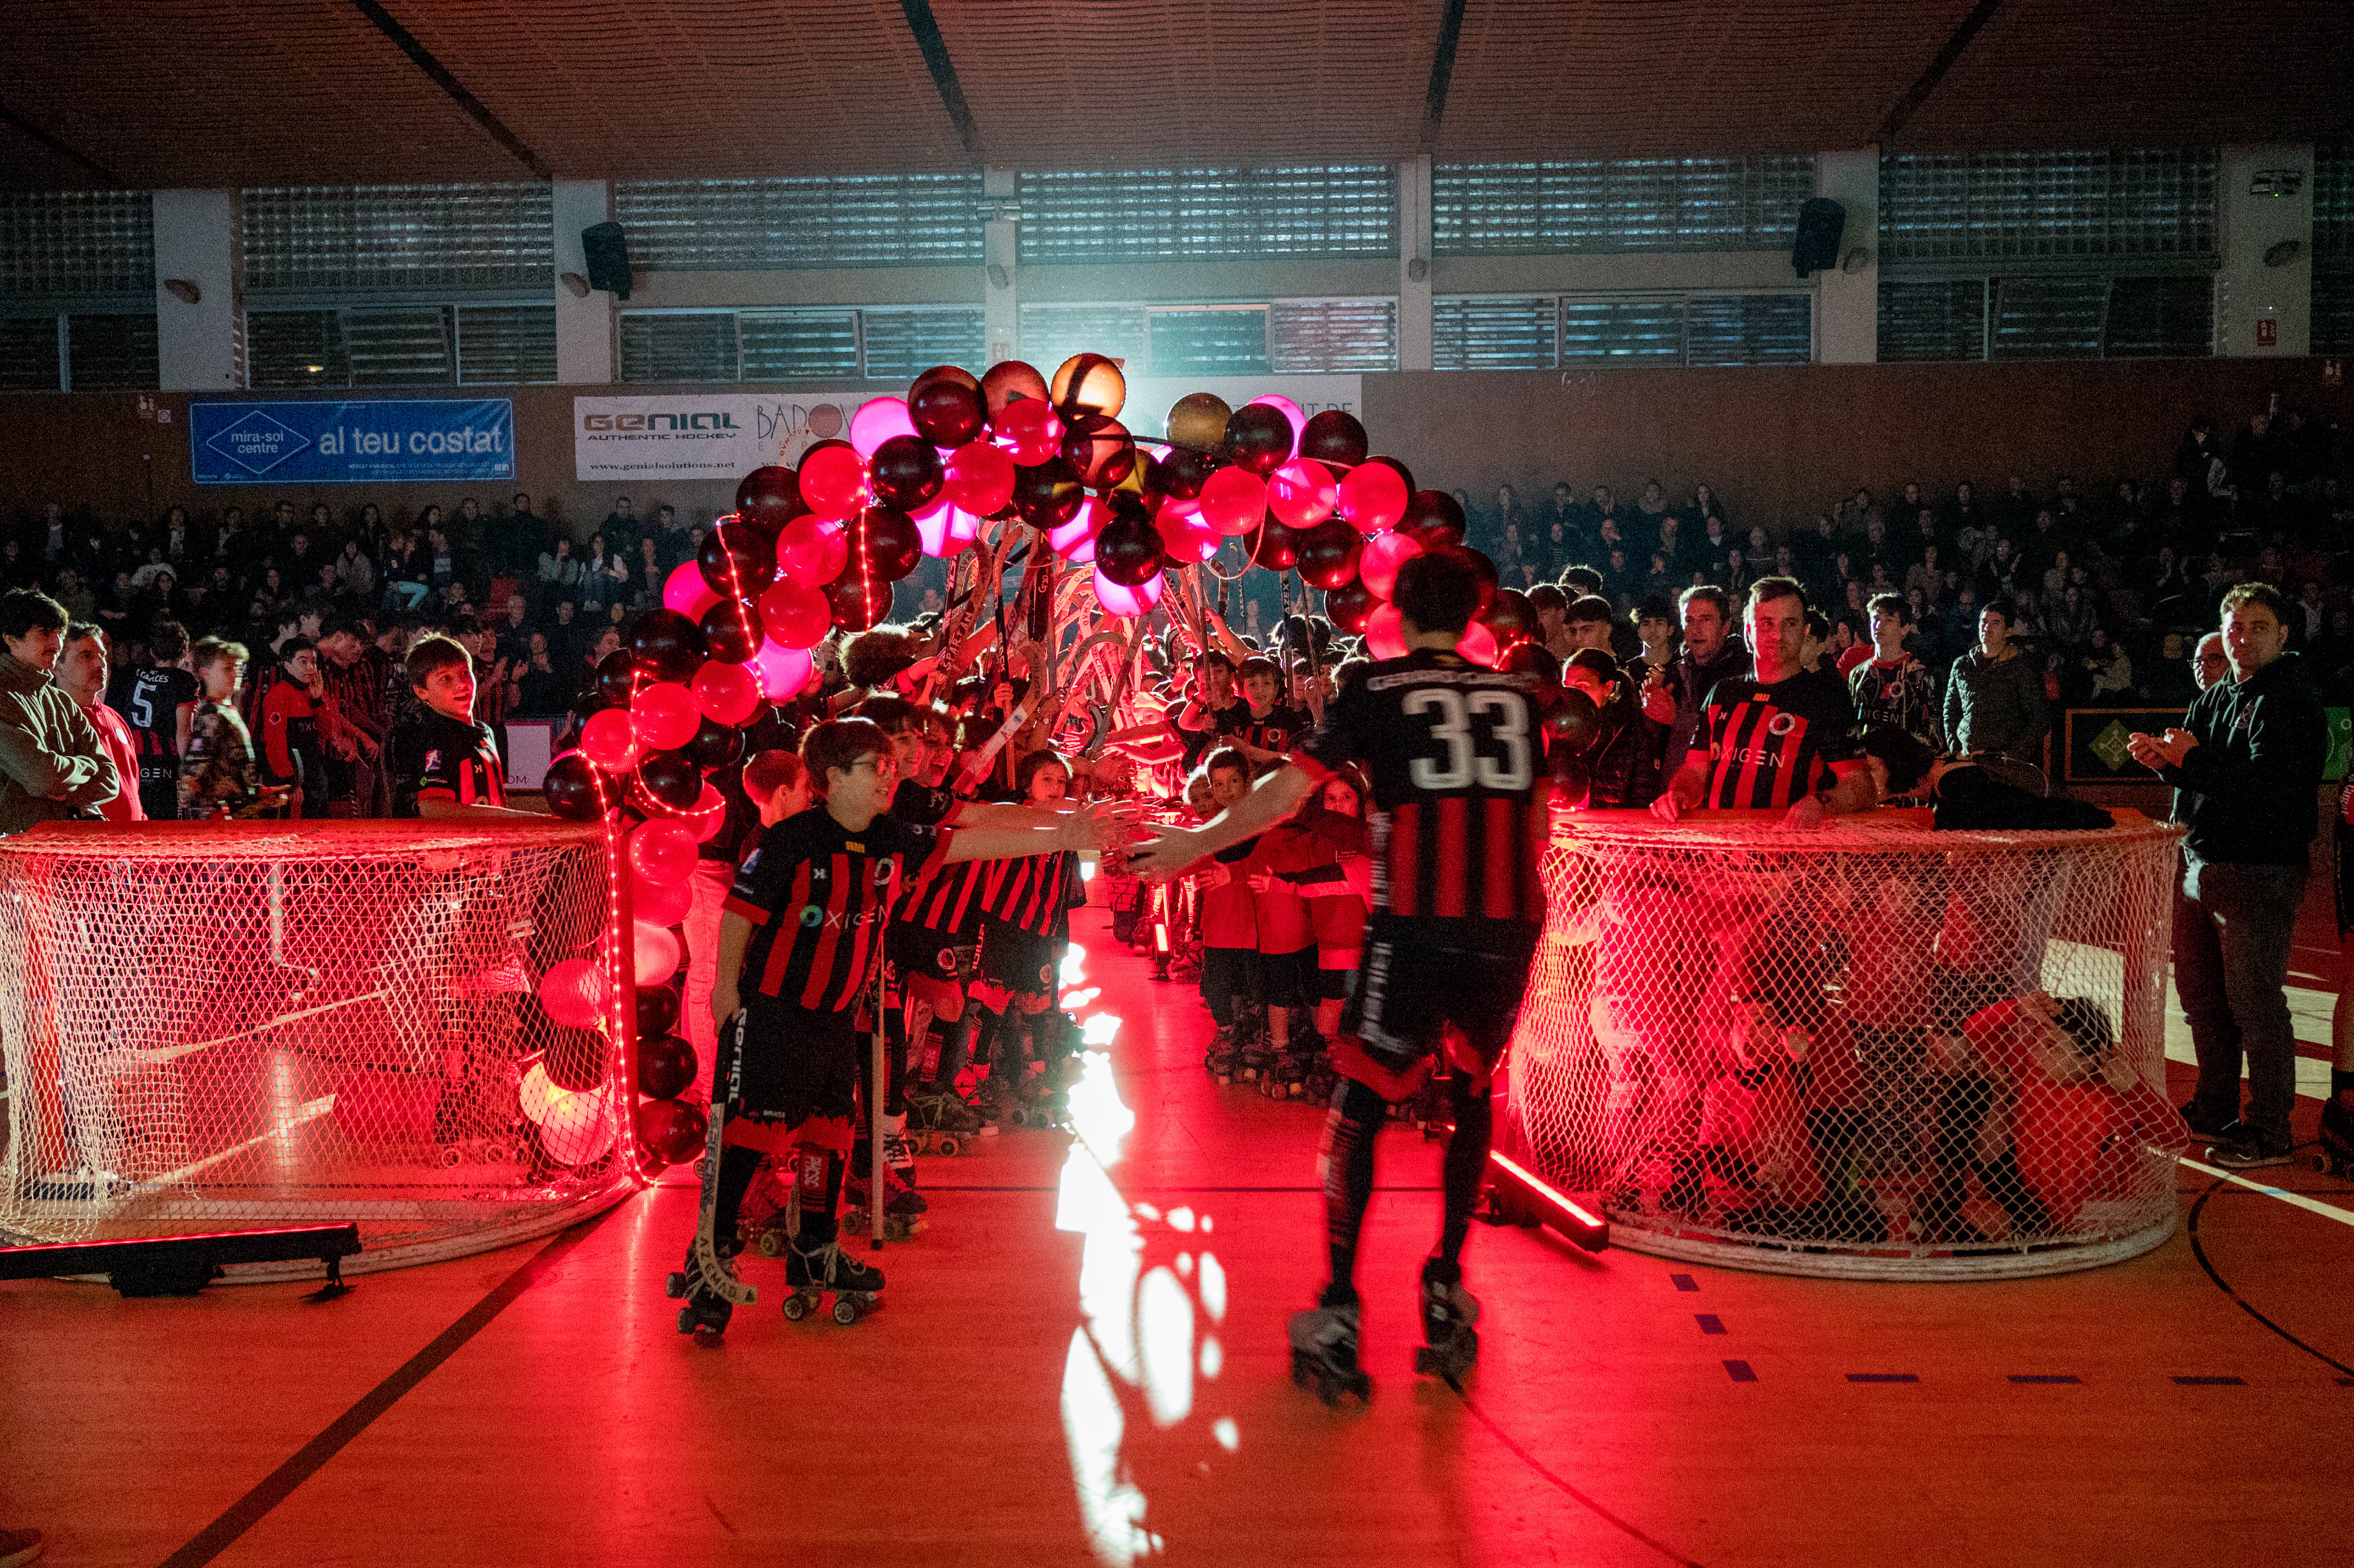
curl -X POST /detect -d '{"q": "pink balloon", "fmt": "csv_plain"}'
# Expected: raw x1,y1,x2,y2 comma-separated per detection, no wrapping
1337,462,1409,535
1365,602,1406,659
910,495,980,559
945,503,983,553
630,819,698,887
634,921,683,986
1198,466,1267,537
993,398,1062,466
1360,530,1424,601
799,445,867,520
538,957,606,1029
1458,620,1499,667
686,782,727,844
944,441,1016,514
663,560,723,620
690,658,761,727
756,577,833,650
633,869,692,927
579,708,643,774
1050,494,1109,563
849,396,918,457
1094,567,1163,618
1267,458,1339,529
1245,394,1305,461
775,515,848,582
752,641,815,701
631,682,700,751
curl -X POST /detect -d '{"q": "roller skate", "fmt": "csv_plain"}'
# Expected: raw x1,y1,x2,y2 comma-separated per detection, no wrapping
843,1158,927,1240
907,1089,982,1156
2313,1092,2354,1177
782,1237,885,1325
1012,1063,1071,1130
1413,1257,1482,1390
1289,1286,1371,1407
664,1237,743,1345
882,1112,919,1185
1265,1028,1313,1100
1235,1014,1274,1084
1204,1026,1240,1085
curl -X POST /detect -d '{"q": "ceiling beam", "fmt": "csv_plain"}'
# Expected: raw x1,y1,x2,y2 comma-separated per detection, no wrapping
1876,0,2006,146
0,102,124,187
348,0,551,180
899,0,982,167
1419,0,1470,154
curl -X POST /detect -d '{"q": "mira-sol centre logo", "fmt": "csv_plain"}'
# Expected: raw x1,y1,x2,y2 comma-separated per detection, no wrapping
203,410,311,476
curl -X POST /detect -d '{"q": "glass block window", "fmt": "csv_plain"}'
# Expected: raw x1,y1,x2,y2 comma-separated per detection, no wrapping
65,313,159,390
0,317,64,393
1432,296,1556,370
1020,167,1397,262
2317,142,2351,267
616,176,984,269
1271,299,1397,371
1683,294,1812,365
857,307,986,383
455,304,557,384
342,306,453,386
1880,150,2217,264
248,304,552,387
1433,158,1815,255
1878,279,1987,362
1146,307,1268,376
622,307,985,383
1435,293,1811,369
1018,304,1149,372
738,311,860,382
2102,276,2213,358
242,184,553,293
246,310,348,388
620,312,740,383
0,191,155,298
1991,276,2110,360
1559,298,1686,364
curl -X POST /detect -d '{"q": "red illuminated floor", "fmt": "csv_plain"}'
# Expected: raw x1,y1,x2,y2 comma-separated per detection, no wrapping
4,905,2351,1567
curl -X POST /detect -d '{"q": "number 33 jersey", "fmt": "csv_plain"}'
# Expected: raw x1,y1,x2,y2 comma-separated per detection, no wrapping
1292,649,1571,937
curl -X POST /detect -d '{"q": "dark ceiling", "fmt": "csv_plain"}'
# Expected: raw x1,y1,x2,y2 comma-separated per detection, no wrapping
2,0,2346,190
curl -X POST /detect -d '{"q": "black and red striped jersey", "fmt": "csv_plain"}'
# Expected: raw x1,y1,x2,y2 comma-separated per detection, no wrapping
412,710,505,810
726,807,958,1011
1697,673,1860,810
887,778,986,933
1293,649,1570,936
976,845,1087,938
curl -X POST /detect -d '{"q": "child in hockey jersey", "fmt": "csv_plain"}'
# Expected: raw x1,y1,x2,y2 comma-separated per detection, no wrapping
179,638,287,821
969,747,1089,1123
1189,748,1260,1079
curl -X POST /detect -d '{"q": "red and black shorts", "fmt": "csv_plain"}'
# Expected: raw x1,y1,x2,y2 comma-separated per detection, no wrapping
1340,915,1538,1086
887,921,978,986
978,915,1060,999
722,995,860,1154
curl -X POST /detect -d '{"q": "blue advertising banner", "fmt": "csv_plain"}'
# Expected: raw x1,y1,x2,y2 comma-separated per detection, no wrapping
190,399,514,485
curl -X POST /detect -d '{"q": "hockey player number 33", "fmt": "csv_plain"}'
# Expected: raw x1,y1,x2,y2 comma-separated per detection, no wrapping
1403,688,1532,793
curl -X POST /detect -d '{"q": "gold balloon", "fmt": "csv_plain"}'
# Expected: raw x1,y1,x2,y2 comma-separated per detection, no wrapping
1052,354,1127,420
1165,392,1233,453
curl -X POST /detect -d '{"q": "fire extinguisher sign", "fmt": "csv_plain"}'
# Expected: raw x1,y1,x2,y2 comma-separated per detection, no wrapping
2257,317,2278,347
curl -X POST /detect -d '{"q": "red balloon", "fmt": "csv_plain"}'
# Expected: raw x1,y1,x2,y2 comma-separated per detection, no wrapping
827,573,893,633
846,506,922,583
980,360,1050,416
909,377,988,448
1267,458,1340,529
1299,409,1369,467
1251,518,1303,571
869,434,945,513
735,466,804,537
580,708,643,773
630,819,698,886
944,440,1016,515
632,682,701,751
635,1096,708,1167
994,398,1063,466
756,577,832,650
686,782,727,842
698,598,761,663
1368,454,1417,494
1457,620,1500,668
1398,489,1467,549
538,957,606,1029
1221,403,1293,476
1198,465,1267,537
691,658,761,726
776,515,848,582
1326,579,1377,634
1361,531,1424,600
1295,518,1363,591
1365,602,1407,659
1157,502,1221,565
1337,461,1409,535
799,440,867,519
662,560,722,621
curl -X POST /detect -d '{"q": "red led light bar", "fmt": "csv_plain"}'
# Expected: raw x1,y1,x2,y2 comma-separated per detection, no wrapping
1487,1149,1610,1252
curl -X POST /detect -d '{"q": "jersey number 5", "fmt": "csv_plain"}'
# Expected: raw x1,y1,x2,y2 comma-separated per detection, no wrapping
1403,688,1532,791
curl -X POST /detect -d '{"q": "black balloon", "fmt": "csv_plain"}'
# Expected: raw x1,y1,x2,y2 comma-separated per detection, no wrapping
1094,511,1164,588
629,609,708,684
698,521,778,597
636,748,703,811
1486,587,1536,646
1544,685,1603,755
909,377,987,448
1010,458,1083,529
684,714,746,770
635,984,682,1039
846,505,922,583
1295,518,1363,591
1158,447,1219,501
1251,517,1303,571
1501,641,1560,680
735,466,804,537
541,753,608,820
1326,579,1377,634
1221,404,1294,476
594,648,639,708
636,1033,698,1101
699,598,762,663
826,573,893,633
1442,545,1499,613
869,435,945,512
1060,414,1135,490
1398,489,1467,550
1299,410,1369,468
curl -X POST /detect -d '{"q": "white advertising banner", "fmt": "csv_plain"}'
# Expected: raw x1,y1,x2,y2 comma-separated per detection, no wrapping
576,373,1365,482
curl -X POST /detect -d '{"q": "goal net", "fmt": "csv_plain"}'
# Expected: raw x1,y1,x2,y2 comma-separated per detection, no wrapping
0,820,636,1279
1504,810,2188,1279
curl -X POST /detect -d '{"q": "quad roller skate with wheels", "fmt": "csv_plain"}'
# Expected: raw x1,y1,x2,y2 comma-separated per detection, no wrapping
907,1089,982,1156
1413,1257,1482,1391
665,1094,759,1343
1289,1288,1371,1406
843,1160,928,1240
1204,1026,1240,1085
781,1238,885,1326
1235,1014,1275,1085
2316,1092,2354,1176
664,1237,746,1344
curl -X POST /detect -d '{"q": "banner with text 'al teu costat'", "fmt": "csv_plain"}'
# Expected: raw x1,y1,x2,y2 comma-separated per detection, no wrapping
190,399,514,485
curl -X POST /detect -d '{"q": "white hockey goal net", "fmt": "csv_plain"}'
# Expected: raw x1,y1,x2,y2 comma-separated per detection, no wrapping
0,820,637,1279
1503,809,2188,1279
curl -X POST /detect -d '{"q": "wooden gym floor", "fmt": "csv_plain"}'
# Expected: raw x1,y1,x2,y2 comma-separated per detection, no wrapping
3,897,2350,1568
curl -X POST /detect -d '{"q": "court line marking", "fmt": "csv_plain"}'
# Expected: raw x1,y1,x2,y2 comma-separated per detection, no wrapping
1454,1391,1707,1568
2174,1154,2354,1228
